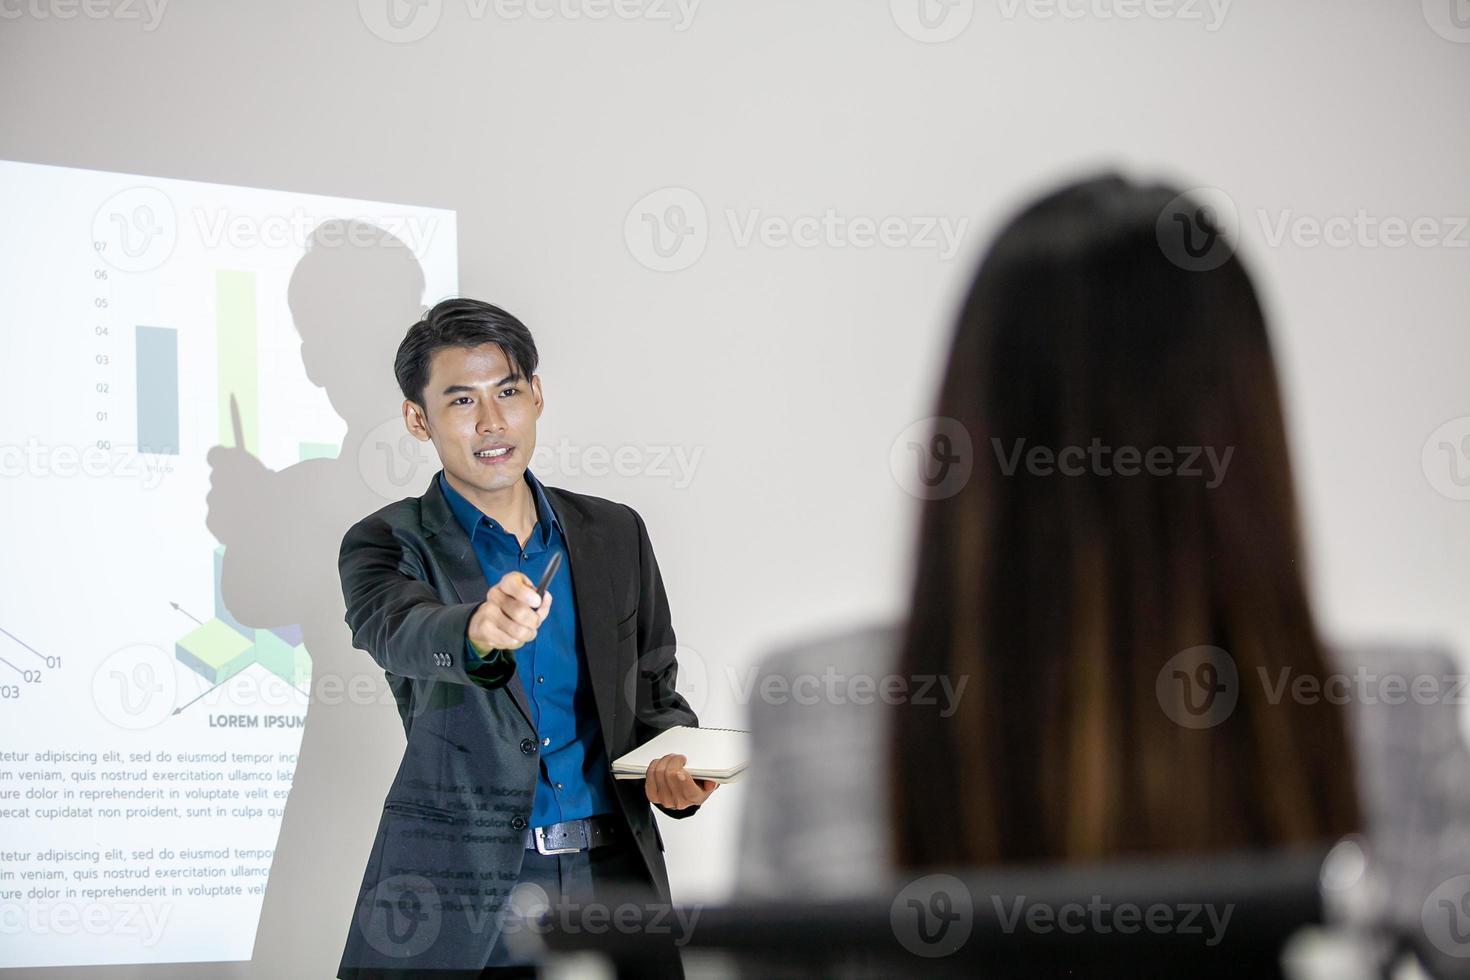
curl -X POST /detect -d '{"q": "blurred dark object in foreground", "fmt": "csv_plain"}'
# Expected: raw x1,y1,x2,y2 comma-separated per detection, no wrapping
535,846,1338,979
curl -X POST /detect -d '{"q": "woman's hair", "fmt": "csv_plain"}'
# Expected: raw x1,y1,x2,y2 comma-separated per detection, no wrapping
890,175,1361,868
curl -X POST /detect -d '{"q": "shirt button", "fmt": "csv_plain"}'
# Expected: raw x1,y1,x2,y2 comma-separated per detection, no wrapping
537,676,545,684
519,738,535,755
555,782,563,791
541,737,550,746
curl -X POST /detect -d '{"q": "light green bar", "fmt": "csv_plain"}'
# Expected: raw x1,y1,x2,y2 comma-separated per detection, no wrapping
217,270,258,453
176,619,255,685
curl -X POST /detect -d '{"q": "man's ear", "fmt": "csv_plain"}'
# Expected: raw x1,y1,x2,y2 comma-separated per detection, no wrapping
531,375,544,418
402,399,432,442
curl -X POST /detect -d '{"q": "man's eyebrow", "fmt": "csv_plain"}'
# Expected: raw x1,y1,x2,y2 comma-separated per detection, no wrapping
440,373,522,396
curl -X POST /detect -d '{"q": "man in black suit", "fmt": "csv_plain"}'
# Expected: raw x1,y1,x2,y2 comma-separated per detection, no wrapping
335,298,716,977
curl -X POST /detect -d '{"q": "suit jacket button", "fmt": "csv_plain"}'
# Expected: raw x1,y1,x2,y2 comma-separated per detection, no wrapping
520,738,536,755
510,816,527,831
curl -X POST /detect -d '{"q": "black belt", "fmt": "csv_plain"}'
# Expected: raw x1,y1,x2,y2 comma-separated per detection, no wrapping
524,813,621,855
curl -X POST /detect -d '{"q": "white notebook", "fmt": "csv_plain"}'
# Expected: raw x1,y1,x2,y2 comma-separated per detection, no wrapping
610,726,750,784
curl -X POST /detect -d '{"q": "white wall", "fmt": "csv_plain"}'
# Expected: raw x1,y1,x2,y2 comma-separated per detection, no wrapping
2,1,1466,975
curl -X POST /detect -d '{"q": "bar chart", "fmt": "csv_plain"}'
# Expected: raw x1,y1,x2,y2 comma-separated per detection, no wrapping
0,158,457,968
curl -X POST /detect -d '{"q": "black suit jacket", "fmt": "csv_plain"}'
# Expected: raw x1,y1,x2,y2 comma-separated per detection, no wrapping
335,471,698,976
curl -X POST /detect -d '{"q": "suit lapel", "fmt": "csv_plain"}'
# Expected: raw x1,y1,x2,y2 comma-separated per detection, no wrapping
419,473,535,732
545,487,625,753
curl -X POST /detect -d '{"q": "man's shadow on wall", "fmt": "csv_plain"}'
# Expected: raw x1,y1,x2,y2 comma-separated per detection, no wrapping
204,219,438,978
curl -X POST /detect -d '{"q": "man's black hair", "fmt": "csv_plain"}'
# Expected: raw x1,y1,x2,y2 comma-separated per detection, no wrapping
395,298,539,406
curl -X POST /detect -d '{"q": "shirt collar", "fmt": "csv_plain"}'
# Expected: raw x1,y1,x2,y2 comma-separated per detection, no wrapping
437,469,561,547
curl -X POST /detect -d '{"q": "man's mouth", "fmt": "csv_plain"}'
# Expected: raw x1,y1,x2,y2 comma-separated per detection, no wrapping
473,446,513,463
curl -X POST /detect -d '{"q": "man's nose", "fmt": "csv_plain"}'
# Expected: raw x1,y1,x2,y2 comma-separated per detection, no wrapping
477,398,506,433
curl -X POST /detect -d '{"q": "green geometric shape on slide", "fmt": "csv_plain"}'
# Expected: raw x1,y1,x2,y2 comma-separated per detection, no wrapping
253,628,312,689
297,442,339,461
292,644,313,689
177,618,255,685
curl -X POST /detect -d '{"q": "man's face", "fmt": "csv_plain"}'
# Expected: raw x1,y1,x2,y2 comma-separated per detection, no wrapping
404,343,542,496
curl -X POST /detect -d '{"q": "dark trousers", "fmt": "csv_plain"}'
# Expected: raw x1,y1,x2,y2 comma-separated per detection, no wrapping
481,823,685,979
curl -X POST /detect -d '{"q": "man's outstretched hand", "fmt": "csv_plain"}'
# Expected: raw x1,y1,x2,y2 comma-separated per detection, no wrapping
467,570,553,655
644,753,718,811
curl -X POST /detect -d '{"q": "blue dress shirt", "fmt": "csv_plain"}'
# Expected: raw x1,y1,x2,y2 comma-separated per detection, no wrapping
438,469,617,826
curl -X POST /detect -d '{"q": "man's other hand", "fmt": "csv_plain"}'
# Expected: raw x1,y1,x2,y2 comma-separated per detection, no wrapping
644,753,718,810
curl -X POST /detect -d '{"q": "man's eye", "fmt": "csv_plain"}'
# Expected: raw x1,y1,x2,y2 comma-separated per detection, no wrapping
499,388,519,398
451,396,472,406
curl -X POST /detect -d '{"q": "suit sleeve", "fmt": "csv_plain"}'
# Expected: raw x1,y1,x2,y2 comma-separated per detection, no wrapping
626,504,703,820
338,514,511,690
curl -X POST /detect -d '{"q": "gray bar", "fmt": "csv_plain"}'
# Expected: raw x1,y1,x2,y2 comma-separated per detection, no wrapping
135,325,179,455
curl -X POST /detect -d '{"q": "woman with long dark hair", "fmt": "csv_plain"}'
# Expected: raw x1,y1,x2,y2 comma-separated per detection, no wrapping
738,175,1469,978
891,176,1359,866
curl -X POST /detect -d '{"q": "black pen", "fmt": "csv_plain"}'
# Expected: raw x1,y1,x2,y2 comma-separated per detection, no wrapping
533,551,562,601
469,552,562,685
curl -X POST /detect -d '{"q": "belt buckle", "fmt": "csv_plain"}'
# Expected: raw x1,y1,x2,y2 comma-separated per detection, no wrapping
533,825,581,856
